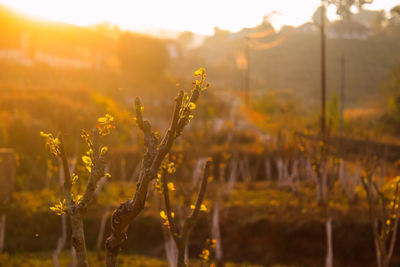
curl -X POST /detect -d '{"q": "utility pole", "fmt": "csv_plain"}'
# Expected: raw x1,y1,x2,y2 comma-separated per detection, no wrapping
245,35,250,107
320,0,327,138
339,53,345,132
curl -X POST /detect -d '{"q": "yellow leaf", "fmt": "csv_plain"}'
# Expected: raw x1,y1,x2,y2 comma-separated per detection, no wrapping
72,194,83,204
199,249,210,261
191,204,207,211
82,156,92,165
160,210,167,220
105,114,114,121
168,182,176,191
188,102,196,110
193,68,205,76
71,173,79,185
167,162,176,174
101,146,108,156
98,117,107,123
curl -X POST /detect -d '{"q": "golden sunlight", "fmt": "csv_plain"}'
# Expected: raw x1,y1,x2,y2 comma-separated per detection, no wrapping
1,0,400,266
1,0,396,34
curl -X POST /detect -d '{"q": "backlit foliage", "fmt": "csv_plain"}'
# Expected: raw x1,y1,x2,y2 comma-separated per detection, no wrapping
39,132,61,157
42,114,114,215
49,199,67,215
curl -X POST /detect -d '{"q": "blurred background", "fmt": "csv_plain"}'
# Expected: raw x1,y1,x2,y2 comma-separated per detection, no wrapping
0,0,400,266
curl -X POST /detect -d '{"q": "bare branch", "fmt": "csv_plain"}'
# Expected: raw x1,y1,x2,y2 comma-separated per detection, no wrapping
387,208,400,261
134,97,146,133
182,160,211,240
361,176,369,193
58,134,74,212
361,176,380,242
135,97,158,170
390,182,400,219
58,134,89,267
149,91,184,176
176,88,200,137
373,181,388,235
78,128,106,213
161,170,179,243
387,181,400,261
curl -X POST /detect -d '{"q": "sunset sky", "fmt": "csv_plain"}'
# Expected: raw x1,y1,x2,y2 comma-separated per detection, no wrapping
0,0,398,35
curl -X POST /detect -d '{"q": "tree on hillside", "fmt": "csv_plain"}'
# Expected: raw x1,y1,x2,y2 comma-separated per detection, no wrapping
371,10,387,32
0,149,15,255
299,130,338,267
177,31,194,49
381,63,400,135
391,5,400,17
328,0,374,20
117,32,169,79
360,154,400,267
385,6,400,39
312,6,330,25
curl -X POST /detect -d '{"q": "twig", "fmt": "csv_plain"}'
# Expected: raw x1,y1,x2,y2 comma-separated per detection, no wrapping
78,128,106,213
58,135,74,214
162,170,179,243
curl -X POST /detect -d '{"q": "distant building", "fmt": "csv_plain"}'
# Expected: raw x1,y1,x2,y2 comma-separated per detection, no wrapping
327,20,373,40
35,51,92,69
0,31,94,69
0,49,32,66
352,9,383,28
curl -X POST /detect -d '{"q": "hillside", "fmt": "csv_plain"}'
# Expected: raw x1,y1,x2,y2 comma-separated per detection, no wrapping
169,19,400,110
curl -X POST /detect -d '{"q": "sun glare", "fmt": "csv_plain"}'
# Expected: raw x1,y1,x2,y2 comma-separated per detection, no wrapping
0,0,398,34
